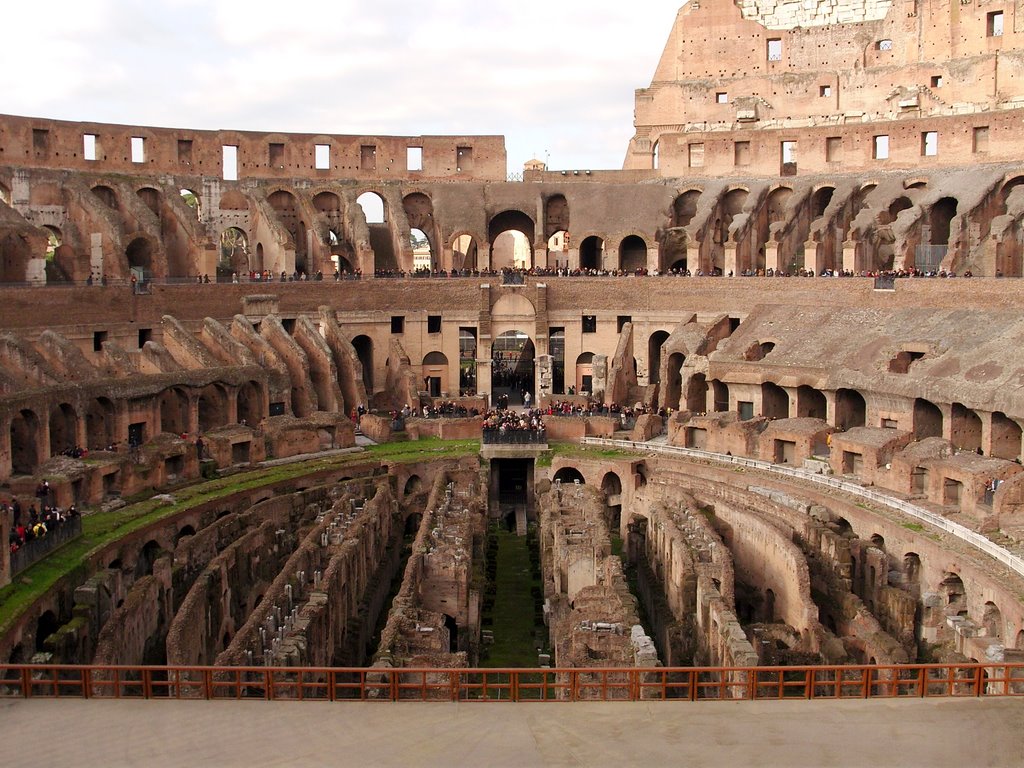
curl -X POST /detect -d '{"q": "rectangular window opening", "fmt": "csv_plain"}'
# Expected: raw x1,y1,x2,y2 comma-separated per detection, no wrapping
269,142,285,168
177,139,193,165
988,11,1004,37
361,145,377,171
582,315,597,334
688,143,705,168
873,135,890,160
130,136,145,164
222,145,239,181
83,134,97,161
456,146,473,172
391,316,405,334
819,85,832,97
826,136,843,163
138,328,152,349
715,92,728,104
921,131,938,157
407,146,423,172
734,141,751,166
617,315,632,333
427,315,442,334
767,38,783,61
931,75,943,88
973,126,990,153
93,330,108,352
32,129,50,153
315,144,330,170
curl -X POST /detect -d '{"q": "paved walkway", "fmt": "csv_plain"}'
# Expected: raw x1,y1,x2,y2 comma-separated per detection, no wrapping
2,697,1021,767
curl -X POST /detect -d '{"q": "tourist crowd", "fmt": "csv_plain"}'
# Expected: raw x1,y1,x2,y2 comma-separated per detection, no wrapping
481,408,546,441
6,491,80,555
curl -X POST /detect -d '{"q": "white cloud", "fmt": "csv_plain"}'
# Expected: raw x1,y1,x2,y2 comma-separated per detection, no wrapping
0,0,683,172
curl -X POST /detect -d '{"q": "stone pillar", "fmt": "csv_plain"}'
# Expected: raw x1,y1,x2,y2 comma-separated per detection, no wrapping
603,245,618,272
724,242,739,277
842,240,858,274
804,239,824,274
764,241,781,273
188,396,201,436
533,245,547,270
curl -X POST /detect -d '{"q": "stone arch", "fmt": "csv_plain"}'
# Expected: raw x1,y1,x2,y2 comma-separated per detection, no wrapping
544,193,569,238
91,185,118,209
950,403,982,452
982,601,1003,638
404,474,424,497
882,196,913,225
913,398,943,440
686,373,708,413
125,236,154,272
999,175,1024,215
711,379,730,412
761,382,789,419
619,234,647,272
136,186,160,215
575,351,595,395
492,330,535,399
219,227,249,277
601,471,623,534
159,387,190,435
179,188,201,219
489,210,535,270
647,331,671,385
356,191,386,224
422,351,449,397
663,352,685,409
836,388,866,430
49,402,78,456
237,381,263,426
903,552,922,592
796,385,827,420
267,189,307,273
403,193,434,241
579,235,604,271
35,610,59,653
939,572,967,614
313,190,342,214
451,233,479,272
553,466,586,484
135,539,162,579
990,412,1021,461
929,197,958,246
410,227,435,271
86,397,116,450
672,190,701,228
198,384,229,432
811,186,835,219
10,408,40,475
765,186,793,224
352,335,374,393
174,524,196,546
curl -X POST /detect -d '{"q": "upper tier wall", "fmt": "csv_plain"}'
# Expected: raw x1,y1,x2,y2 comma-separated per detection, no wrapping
0,114,507,182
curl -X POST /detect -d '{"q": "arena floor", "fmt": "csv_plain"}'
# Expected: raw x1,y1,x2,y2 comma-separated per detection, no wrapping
1,697,1021,767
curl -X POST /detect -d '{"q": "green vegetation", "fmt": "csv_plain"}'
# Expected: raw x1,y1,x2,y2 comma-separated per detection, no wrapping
0,440,479,635
546,441,636,461
902,522,925,532
480,526,547,668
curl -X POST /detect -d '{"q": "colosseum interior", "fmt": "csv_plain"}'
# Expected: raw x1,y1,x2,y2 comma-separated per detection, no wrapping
1,0,1024,755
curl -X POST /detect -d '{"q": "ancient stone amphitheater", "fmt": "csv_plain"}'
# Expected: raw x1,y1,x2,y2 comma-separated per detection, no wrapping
1,0,1023,739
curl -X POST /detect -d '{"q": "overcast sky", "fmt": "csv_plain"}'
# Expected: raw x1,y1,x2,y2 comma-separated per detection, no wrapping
2,1,682,175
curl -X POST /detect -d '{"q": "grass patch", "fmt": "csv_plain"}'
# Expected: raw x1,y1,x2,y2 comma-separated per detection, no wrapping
0,439,479,635
902,522,925,532
481,528,546,668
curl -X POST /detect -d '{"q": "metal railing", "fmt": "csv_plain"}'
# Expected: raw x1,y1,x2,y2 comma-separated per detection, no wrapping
582,438,1024,579
481,429,547,445
1,662,1020,702
10,516,82,576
